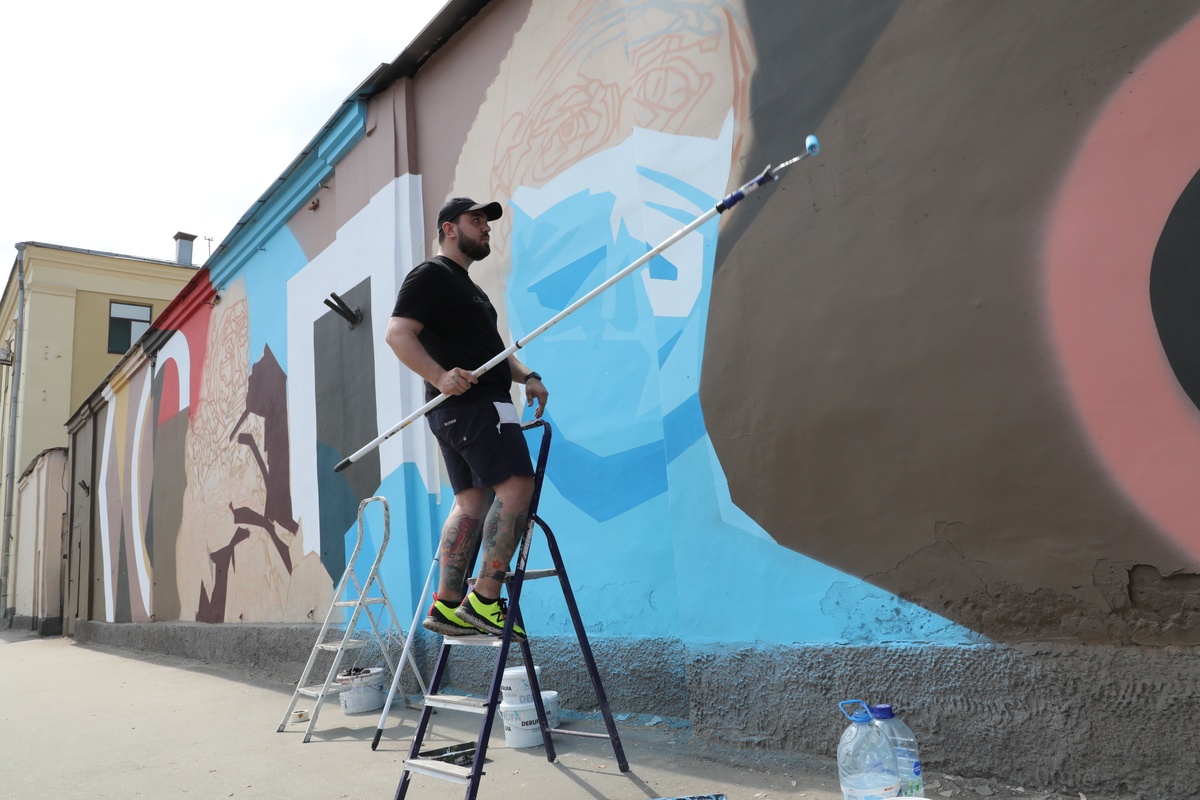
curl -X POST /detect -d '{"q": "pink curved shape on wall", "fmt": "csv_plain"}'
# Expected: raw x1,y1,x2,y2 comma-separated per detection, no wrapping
157,358,180,425
1044,14,1200,561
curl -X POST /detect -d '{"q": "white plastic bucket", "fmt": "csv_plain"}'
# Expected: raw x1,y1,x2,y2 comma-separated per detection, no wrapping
498,692,560,749
541,690,560,728
499,665,542,704
336,667,387,714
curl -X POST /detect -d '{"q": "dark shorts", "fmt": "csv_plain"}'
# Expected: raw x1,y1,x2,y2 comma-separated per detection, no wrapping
427,396,534,494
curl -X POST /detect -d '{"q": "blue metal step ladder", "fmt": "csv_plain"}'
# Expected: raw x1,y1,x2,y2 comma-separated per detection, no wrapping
385,420,629,800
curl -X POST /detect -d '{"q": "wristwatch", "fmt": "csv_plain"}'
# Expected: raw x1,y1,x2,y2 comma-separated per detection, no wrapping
524,371,543,383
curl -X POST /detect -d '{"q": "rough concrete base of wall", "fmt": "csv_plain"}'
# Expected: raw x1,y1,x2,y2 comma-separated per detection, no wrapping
689,642,1200,798
75,621,330,688
9,614,62,636
71,622,1197,797
439,635,691,721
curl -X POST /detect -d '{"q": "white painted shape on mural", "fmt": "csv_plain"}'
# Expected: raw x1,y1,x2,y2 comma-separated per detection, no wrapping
288,173,441,554
97,387,117,622
635,111,735,319
153,330,191,415
510,112,734,322
128,370,154,618
377,174,441,491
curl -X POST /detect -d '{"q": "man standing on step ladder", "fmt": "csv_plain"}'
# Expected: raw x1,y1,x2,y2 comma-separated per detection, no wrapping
386,196,549,642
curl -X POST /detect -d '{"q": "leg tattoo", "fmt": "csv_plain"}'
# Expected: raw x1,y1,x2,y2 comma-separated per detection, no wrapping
481,498,528,584
439,513,481,600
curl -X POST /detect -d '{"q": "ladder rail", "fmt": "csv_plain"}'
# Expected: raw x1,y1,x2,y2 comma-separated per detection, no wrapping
275,497,374,733
278,496,425,742
302,496,387,742
538,513,628,769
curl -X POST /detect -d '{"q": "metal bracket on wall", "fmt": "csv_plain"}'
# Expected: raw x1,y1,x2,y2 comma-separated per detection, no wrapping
323,292,363,329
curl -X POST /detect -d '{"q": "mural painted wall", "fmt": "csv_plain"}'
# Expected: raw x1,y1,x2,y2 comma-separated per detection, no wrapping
88,0,1200,656
705,0,1200,645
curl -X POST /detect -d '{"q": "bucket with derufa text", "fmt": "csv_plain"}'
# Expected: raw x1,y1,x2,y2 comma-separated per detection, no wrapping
499,665,542,704
498,691,560,748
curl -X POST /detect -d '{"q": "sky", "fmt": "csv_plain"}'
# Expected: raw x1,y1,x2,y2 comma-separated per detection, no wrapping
0,0,448,267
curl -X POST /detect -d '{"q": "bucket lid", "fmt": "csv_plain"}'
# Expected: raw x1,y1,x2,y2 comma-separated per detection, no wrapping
870,704,896,719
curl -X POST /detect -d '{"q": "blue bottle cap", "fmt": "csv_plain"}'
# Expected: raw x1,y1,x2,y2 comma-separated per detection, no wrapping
838,699,873,722
870,704,896,719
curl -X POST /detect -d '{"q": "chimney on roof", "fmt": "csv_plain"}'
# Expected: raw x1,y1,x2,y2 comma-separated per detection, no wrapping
173,232,197,266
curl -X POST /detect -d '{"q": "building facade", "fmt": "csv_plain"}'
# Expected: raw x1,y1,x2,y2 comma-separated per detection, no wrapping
60,1,1200,795
0,240,196,632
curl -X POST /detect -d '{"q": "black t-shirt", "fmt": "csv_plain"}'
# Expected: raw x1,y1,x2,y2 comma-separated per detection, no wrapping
391,255,512,405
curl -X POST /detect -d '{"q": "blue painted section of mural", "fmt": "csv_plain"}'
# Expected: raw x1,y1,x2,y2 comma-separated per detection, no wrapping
502,126,980,646
342,461,449,613
244,227,309,370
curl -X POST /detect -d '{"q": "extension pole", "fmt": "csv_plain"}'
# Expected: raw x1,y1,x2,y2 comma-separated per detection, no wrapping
334,135,821,473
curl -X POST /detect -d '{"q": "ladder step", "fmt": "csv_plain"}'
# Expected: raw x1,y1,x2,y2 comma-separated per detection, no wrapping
443,636,504,648
333,598,387,607
297,684,351,697
424,693,490,713
403,757,475,784
512,568,557,581
316,639,366,651
468,568,557,585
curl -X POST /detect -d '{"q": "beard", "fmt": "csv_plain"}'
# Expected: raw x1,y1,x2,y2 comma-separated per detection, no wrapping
457,226,491,261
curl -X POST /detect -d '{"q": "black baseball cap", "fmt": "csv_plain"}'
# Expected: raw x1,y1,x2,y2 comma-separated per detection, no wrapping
437,197,503,229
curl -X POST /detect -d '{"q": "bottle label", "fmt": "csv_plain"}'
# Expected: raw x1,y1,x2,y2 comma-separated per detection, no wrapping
912,760,922,776
842,783,899,799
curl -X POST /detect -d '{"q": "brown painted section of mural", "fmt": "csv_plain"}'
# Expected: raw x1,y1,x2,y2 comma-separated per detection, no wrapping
229,345,297,539
392,78,416,178
288,82,410,262
410,0,531,256
174,281,332,623
287,0,530,265
197,527,251,623
705,0,1200,643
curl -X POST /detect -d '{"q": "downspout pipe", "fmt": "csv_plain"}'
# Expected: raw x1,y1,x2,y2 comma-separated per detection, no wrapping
0,243,26,622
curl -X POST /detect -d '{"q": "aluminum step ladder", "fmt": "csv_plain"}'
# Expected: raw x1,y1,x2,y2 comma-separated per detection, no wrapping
277,495,428,742
389,420,628,800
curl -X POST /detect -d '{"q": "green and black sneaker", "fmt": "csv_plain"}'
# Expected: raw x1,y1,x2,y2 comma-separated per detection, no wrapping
421,595,480,636
455,592,526,641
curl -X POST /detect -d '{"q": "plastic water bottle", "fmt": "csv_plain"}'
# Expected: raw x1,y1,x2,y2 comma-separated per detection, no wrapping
837,700,900,799
870,704,924,797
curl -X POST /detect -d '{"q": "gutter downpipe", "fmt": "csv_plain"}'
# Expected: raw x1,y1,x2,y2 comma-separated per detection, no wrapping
0,243,27,622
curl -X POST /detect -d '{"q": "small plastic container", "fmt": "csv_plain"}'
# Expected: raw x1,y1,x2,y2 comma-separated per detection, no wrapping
837,699,900,800
870,704,924,797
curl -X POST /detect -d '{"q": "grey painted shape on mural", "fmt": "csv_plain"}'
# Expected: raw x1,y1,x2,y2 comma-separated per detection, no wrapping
714,0,902,267
314,277,380,579
148,407,188,622
115,520,131,624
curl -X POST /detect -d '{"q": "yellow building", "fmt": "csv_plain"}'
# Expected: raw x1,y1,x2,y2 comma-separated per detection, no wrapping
0,238,196,632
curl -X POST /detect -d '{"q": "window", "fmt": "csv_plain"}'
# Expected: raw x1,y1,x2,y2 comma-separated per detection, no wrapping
108,302,152,354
